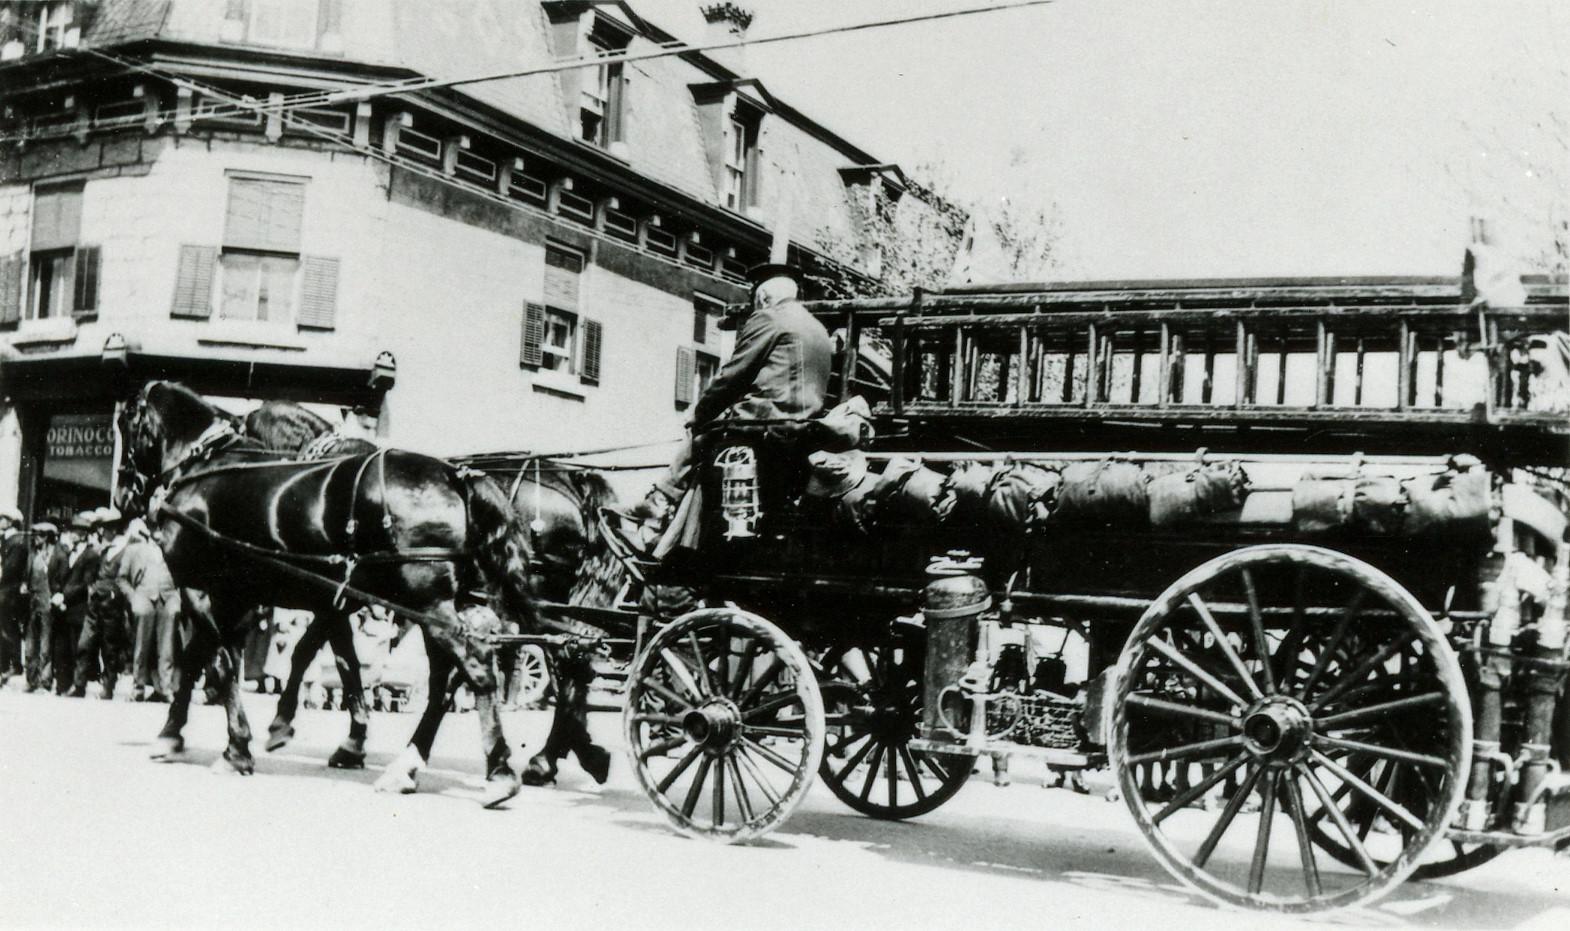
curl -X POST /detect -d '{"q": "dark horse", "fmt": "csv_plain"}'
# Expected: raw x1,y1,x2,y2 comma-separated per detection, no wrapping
117,382,534,806
240,401,619,787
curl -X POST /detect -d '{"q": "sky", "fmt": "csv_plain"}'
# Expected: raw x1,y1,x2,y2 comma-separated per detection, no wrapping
632,0,1570,280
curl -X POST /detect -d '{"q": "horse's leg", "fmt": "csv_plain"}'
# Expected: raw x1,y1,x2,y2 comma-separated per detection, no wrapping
374,628,453,795
151,596,218,761
522,650,607,786
423,602,518,808
212,612,255,776
266,612,333,751
323,612,369,769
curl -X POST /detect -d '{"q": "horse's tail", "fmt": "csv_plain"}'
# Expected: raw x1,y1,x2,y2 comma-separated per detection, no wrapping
458,468,539,631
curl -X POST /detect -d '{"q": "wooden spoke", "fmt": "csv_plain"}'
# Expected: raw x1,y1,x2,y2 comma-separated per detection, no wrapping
1309,751,1428,834
1193,764,1262,868
1312,735,1449,772
1145,636,1249,710
1126,692,1242,729
1153,753,1251,824
1308,632,1417,712
742,735,801,775
899,746,928,802
886,739,900,809
727,638,758,698
642,678,693,714
637,734,689,762
859,743,887,802
1301,764,1378,876
743,724,811,739
1282,772,1323,897
736,747,783,808
1298,590,1366,698
1248,772,1279,894
833,733,880,781
742,691,805,722
1125,734,1245,767
712,752,726,826
1240,567,1276,694
681,754,714,819
659,648,705,701
1187,592,1264,701
631,713,684,727
827,730,870,759
656,744,706,794
727,755,755,824
1314,692,1448,731
686,631,715,696
738,656,786,709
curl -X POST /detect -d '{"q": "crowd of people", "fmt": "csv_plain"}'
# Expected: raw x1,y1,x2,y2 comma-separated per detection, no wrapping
0,506,182,702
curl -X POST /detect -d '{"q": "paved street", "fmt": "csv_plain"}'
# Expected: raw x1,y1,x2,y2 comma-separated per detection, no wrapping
0,686,1564,931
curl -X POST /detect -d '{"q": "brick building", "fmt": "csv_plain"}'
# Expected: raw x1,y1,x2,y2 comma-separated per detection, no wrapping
0,0,927,521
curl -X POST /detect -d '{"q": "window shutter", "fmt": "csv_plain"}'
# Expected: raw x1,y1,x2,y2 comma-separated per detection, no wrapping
0,253,22,326
693,305,708,344
580,318,603,385
225,178,304,253
298,255,339,329
31,187,83,252
520,302,545,367
674,346,696,406
171,244,216,319
72,245,100,316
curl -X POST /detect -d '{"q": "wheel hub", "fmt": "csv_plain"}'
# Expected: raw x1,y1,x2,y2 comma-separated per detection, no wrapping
683,699,742,751
1242,696,1312,764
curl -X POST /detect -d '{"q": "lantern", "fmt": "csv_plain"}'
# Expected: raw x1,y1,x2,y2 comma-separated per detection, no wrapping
716,445,759,539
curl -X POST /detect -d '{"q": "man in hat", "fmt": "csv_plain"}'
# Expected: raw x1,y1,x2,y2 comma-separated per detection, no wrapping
55,511,102,696
23,521,63,692
76,508,130,699
120,517,180,701
627,264,834,527
0,505,25,685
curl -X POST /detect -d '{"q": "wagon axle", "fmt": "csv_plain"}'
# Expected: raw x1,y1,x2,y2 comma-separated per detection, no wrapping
1241,696,1312,765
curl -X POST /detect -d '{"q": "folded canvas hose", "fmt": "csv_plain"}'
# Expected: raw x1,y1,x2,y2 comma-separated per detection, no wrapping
1147,457,1251,527
1054,459,1148,526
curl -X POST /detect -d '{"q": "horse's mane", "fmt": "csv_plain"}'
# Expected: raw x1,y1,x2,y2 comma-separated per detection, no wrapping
243,401,335,455
147,381,226,440
566,468,617,513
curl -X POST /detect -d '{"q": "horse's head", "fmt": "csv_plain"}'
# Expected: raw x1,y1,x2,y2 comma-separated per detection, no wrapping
115,381,224,513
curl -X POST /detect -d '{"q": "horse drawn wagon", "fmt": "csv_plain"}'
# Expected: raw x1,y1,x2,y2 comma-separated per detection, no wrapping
576,276,1569,914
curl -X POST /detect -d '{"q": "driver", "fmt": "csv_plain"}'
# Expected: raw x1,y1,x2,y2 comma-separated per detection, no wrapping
624,263,833,528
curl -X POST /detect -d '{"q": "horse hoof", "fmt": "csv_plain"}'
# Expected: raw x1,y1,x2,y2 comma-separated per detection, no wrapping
265,721,295,752
520,755,557,787
577,744,612,785
327,746,367,770
219,752,255,776
150,737,185,761
373,770,419,794
481,771,522,809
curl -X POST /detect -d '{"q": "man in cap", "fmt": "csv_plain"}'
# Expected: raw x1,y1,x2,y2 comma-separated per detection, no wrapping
54,511,102,696
75,508,130,699
0,505,25,685
23,521,63,692
120,517,180,701
625,264,834,527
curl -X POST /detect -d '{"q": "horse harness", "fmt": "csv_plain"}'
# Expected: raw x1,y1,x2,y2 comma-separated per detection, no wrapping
144,422,474,614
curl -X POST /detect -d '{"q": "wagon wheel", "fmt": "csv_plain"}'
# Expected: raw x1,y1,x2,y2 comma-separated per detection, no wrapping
1292,628,1501,880
624,608,825,843
1110,544,1471,913
509,645,551,708
818,637,970,820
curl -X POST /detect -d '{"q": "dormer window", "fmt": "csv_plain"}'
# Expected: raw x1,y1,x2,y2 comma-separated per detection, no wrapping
579,34,625,147
36,2,75,52
249,0,320,49
546,5,633,152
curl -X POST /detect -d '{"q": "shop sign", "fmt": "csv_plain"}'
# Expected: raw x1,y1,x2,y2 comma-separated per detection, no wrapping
47,414,115,460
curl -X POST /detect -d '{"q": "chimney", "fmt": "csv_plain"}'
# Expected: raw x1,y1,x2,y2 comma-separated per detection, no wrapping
701,3,754,73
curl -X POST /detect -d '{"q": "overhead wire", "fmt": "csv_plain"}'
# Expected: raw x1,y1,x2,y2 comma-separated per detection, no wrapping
0,0,1056,140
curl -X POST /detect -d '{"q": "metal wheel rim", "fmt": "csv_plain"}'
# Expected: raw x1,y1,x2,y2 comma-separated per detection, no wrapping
623,608,825,844
1110,544,1471,914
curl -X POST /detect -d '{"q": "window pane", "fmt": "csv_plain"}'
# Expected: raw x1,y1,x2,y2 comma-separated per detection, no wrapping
226,178,305,253
696,354,718,395
29,251,72,319
220,252,260,320
258,255,299,322
542,310,576,372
